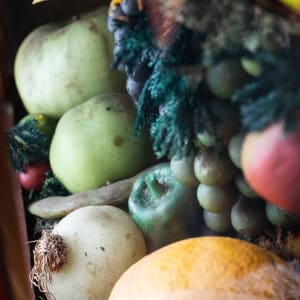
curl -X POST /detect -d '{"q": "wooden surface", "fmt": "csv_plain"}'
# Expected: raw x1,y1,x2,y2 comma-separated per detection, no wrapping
0,1,110,299
0,21,35,300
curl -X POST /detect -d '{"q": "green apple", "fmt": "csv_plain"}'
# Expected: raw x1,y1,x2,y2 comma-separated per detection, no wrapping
14,6,125,118
49,93,156,193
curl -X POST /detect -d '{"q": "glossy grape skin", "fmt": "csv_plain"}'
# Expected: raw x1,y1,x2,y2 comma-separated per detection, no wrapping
113,42,122,56
114,26,131,43
107,16,120,33
113,42,129,73
108,5,129,30
234,173,258,199
194,148,236,186
197,183,238,213
231,197,269,237
228,132,245,168
120,0,142,16
130,61,152,82
126,77,144,100
265,202,300,228
205,59,248,99
203,210,233,233
113,42,127,68
170,155,199,187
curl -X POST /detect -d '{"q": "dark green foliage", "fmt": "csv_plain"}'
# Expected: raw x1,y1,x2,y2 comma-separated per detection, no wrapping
7,122,49,171
27,172,70,203
147,72,195,158
38,174,70,199
135,61,204,158
131,27,208,158
233,49,300,132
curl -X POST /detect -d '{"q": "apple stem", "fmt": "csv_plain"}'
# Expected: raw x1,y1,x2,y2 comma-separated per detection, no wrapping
145,173,166,200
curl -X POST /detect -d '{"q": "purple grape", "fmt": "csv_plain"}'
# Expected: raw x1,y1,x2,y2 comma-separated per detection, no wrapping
131,61,152,82
114,26,131,43
113,42,129,73
126,77,144,100
107,16,121,33
120,0,142,16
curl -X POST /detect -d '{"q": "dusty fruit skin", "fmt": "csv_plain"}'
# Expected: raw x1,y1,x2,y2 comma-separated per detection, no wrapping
241,120,300,214
14,7,125,118
194,149,236,186
50,94,155,193
170,155,198,186
108,236,300,300
36,206,147,300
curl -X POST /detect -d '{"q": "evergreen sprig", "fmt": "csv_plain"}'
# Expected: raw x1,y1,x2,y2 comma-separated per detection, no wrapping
135,58,214,158
38,174,70,200
7,124,49,171
141,64,193,158
233,49,300,132
134,48,206,159
131,25,208,159
150,83,211,159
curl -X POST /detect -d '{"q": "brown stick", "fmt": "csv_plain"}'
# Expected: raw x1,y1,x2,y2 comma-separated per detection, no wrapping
28,175,137,220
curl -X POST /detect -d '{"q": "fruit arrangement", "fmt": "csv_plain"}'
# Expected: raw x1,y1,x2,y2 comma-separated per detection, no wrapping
5,0,300,299
107,0,300,237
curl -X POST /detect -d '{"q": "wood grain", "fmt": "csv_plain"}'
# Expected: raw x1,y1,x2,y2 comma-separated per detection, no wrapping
0,19,35,300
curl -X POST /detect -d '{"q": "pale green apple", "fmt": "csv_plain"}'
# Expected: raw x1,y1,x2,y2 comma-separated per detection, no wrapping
49,94,156,193
14,6,125,118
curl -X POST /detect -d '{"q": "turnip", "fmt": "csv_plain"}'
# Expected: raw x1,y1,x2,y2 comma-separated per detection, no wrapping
30,205,147,300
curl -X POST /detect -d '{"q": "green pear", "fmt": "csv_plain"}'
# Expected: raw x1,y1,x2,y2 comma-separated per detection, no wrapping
14,6,125,118
49,94,156,193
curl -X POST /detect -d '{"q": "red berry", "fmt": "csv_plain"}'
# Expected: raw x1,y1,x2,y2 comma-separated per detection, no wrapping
18,162,50,191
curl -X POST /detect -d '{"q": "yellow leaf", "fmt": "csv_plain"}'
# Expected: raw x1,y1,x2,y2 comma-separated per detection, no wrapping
32,0,48,5
278,0,300,12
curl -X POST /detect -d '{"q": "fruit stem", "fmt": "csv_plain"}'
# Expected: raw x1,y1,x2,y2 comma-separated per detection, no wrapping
145,173,166,200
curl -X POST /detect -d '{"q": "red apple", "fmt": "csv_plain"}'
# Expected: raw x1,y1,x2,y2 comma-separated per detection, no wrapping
241,120,300,214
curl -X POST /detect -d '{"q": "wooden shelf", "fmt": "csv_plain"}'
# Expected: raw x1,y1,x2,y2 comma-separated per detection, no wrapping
0,1,109,298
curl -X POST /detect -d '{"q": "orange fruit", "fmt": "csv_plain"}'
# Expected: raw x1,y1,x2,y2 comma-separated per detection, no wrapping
109,236,300,300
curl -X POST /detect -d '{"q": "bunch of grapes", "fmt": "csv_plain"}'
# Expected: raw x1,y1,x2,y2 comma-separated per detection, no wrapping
107,0,153,104
170,57,300,239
